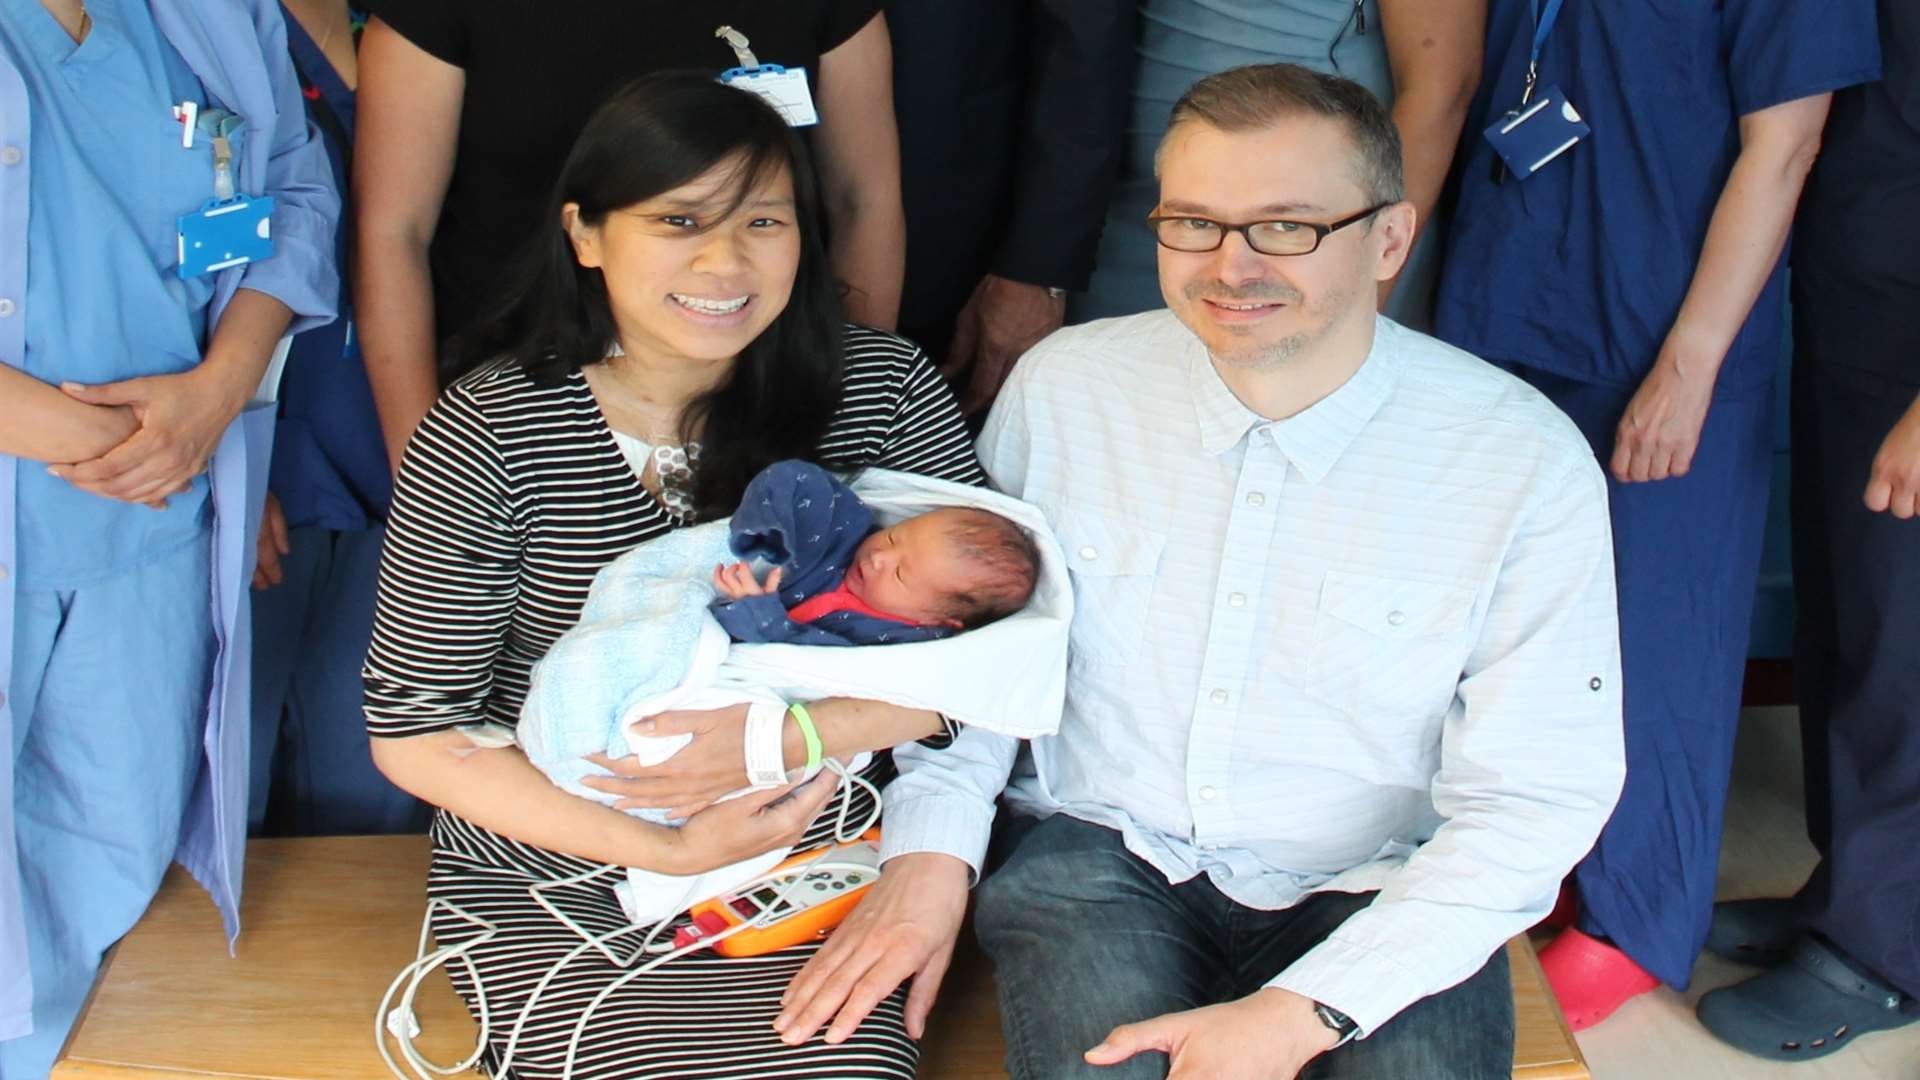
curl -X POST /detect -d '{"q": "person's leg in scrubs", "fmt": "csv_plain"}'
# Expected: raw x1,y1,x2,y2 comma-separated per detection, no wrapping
1504,365,1774,994
250,523,422,835
2,539,212,1077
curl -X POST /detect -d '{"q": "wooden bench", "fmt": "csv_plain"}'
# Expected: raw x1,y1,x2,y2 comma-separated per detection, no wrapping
56,837,1588,1079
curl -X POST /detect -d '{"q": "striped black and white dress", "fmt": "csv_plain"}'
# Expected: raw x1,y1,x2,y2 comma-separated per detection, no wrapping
364,327,983,1079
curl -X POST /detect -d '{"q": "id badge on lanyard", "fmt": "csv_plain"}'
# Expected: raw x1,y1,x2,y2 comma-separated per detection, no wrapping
1484,0,1589,183
172,103,276,279
713,25,819,127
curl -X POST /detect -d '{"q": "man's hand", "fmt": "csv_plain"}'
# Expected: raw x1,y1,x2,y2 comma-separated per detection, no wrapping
1084,987,1340,1079
581,704,752,817
1611,340,1720,484
253,492,292,590
942,275,1066,415
664,770,841,875
1864,396,1920,518
775,852,971,1045
51,365,249,505
713,562,783,601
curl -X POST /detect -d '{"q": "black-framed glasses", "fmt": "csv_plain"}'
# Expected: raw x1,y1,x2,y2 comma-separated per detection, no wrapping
1146,203,1391,256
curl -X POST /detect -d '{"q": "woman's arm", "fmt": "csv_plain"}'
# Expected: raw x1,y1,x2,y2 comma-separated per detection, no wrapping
586,699,946,815
1378,0,1484,306
0,366,137,464
812,13,905,330
1611,93,1833,484
371,729,837,873
354,17,463,473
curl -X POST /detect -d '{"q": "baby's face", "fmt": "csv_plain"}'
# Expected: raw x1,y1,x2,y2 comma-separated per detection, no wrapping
843,509,980,627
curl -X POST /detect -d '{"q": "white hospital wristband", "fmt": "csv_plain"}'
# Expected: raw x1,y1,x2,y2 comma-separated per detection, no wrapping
742,701,791,788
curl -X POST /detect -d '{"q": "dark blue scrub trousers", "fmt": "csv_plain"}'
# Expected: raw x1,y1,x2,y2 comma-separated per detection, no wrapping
248,524,425,836
1785,324,1920,1000
1502,364,1775,990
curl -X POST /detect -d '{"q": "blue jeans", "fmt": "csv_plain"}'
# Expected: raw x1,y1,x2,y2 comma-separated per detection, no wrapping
975,814,1513,1080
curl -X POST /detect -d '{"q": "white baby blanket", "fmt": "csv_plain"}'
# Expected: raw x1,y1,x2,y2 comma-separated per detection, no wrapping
517,467,1072,923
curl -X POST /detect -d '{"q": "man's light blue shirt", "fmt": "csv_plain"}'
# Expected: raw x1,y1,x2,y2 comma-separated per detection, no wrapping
882,311,1625,1034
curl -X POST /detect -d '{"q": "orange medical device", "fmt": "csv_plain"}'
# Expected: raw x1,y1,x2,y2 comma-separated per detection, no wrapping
678,828,883,957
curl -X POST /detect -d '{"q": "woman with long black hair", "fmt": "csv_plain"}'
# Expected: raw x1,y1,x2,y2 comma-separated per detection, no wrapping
362,72,977,1078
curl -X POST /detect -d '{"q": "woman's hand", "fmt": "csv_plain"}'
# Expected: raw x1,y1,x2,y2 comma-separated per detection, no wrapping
581,703,753,817
663,770,842,875
1611,343,1717,484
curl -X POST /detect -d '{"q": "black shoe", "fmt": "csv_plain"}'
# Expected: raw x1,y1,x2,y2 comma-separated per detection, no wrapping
1697,934,1917,1062
1706,897,1801,967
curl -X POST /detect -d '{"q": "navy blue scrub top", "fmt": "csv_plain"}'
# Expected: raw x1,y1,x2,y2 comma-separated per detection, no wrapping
1436,0,1880,397
269,5,390,531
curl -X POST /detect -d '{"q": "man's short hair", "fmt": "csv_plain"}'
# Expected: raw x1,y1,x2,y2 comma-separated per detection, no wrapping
1155,63,1405,208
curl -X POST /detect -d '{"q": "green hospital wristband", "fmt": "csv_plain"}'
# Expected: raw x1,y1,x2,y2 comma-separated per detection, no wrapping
787,702,823,771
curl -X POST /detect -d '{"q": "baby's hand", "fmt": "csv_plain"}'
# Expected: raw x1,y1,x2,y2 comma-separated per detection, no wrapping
713,562,783,600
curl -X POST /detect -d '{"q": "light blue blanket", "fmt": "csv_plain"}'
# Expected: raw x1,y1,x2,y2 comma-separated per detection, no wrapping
518,520,736,799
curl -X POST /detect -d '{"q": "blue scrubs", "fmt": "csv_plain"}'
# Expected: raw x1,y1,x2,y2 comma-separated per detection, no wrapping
0,1,338,1070
1435,0,1879,989
248,7,420,837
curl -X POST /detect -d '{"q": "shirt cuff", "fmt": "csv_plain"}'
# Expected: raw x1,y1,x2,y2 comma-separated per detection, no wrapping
1264,934,1439,1037
877,792,997,884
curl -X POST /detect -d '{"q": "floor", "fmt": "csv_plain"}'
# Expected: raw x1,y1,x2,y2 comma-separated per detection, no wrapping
1573,706,1920,1079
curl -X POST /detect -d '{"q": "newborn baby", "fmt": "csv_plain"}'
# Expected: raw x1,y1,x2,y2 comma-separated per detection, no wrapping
707,460,1038,646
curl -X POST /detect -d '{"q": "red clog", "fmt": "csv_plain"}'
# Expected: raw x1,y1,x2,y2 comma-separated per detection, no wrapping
1538,927,1661,1031
1537,880,1579,932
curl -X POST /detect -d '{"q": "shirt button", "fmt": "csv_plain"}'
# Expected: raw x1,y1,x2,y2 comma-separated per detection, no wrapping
1227,592,1246,608
1078,545,1098,561
1,146,20,166
1198,786,1218,802
1209,689,1228,705
0,298,14,317
1387,610,1407,627
1245,492,1266,507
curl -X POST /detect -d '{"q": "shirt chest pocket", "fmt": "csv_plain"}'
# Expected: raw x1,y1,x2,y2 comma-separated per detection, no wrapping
1058,512,1165,668
1304,571,1476,722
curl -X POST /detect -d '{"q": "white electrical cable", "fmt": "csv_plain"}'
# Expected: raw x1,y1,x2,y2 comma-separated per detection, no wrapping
376,758,882,1080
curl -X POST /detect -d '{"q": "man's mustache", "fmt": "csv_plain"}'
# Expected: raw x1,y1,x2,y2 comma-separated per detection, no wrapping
1184,280,1302,304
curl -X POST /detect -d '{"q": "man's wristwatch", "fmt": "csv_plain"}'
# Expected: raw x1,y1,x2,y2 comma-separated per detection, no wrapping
1312,1001,1360,1047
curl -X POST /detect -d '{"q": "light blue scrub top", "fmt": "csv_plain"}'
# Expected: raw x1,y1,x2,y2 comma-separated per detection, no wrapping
2,0,215,588
0,0,339,1040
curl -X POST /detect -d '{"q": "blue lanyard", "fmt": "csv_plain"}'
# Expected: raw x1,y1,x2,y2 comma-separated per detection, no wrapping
1523,0,1566,103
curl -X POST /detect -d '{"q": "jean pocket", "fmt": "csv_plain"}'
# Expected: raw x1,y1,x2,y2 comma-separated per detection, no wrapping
1305,571,1475,722
1058,511,1165,668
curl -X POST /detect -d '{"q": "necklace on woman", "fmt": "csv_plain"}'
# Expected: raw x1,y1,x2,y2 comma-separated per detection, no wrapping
589,345,708,519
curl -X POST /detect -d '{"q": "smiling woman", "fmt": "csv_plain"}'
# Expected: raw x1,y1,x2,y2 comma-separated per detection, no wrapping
459,74,845,521
362,70,983,1080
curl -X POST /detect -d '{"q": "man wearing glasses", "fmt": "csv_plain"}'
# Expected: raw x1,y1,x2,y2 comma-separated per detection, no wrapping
775,64,1625,1080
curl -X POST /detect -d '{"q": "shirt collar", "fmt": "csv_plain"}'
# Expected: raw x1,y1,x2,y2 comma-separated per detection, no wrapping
1186,315,1403,483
